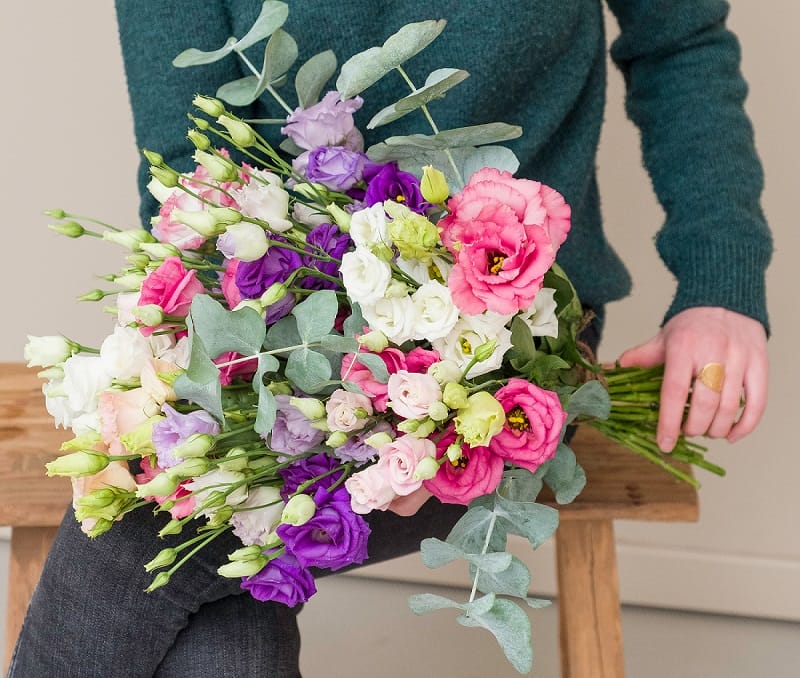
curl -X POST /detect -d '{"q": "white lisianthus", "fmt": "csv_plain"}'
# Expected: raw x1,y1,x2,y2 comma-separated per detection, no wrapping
426,359,464,386
216,222,269,261
349,203,390,248
361,295,416,344
146,176,177,205
43,378,75,430
232,170,292,232
292,202,329,227
185,469,249,518
411,281,459,341
24,335,75,368
340,248,391,305
432,312,512,378
100,326,153,380
61,354,112,420
114,292,141,327
396,255,452,285
230,485,284,546
518,287,559,338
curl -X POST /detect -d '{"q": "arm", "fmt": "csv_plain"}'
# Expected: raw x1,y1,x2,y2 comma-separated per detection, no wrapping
605,0,772,447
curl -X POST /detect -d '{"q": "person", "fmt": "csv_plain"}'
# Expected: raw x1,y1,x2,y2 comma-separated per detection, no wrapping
8,1,771,676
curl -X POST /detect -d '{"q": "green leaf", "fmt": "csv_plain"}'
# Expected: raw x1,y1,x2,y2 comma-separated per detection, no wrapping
233,1,289,52
497,468,545,503
285,348,332,394
342,303,366,337
408,593,464,615
367,68,469,129
173,37,238,68
508,315,537,367
420,537,465,569
265,315,301,351
216,75,262,106
474,555,531,598
295,50,337,108
446,505,506,554
466,551,513,574
292,290,338,343
458,599,533,674
254,385,277,437
260,29,298,86
320,335,359,354
494,494,559,549
336,20,447,98
353,352,389,384
542,443,586,504
462,592,496,617
173,317,224,423
367,123,522,155
566,380,611,424
189,295,266,359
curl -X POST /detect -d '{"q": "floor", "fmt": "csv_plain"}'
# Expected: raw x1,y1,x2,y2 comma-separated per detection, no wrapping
2,539,798,677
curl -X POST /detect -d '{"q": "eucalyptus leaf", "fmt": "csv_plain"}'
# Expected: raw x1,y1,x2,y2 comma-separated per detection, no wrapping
173,317,224,423
408,593,464,615
254,385,277,437
260,29,299,86
542,443,586,504
353,352,389,384
295,50,337,108
367,68,469,129
216,75,262,106
497,467,545,503
189,295,266,359
367,123,522,155
565,379,611,424
233,1,289,52
265,315,301,351
462,592,496,617
336,20,447,99
279,137,304,157
173,37,237,68
466,551,513,574
342,303,366,337
446,504,506,554
285,348,332,394
420,537,465,569
473,555,531,598
341,380,366,395
458,599,532,674
494,495,559,549
292,290,338,343
320,335,359,354
252,353,280,394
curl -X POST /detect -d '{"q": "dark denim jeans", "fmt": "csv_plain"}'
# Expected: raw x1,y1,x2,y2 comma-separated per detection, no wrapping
9,310,602,677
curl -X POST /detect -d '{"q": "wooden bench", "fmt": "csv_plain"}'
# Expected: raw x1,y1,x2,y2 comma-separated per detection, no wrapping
0,361,698,676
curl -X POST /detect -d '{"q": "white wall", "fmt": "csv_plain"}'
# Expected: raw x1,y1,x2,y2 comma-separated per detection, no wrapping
2,3,798,619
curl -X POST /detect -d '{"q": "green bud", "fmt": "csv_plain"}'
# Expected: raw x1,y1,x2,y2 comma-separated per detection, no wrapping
443,382,469,410
218,448,249,472
264,531,283,548
144,547,178,572
45,451,110,477
427,400,450,422
145,571,172,593
189,114,211,131
446,442,463,464
77,289,109,302
267,381,293,396
24,334,77,368
289,396,326,421
206,505,235,527
372,243,395,263
420,165,450,204
218,115,256,147
397,418,421,434
172,433,215,459
412,418,437,439
140,242,181,259
364,431,393,449
217,557,268,578
357,330,389,353
142,149,164,167
228,545,265,562
136,472,180,498
75,488,117,509
48,221,85,238
292,182,326,200
158,519,184,538
102,228,157,251
167,457,212,479
132,304,165,327
171,208,225,237
208,206,242,224
325,203,352,232
193,95,225,117
326,431,349,448
259,282,289,307
113,272,147,290
44,208,67,219
187,128,211,150
150,166,180,188
413,455,440,481
281,494,316,526
200,490,228,510
193,150,239,182
86,518,114,538
473,339,498,363
126,253,151,269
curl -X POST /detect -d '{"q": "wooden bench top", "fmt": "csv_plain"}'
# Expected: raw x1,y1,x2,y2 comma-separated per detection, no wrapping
0,361,697,528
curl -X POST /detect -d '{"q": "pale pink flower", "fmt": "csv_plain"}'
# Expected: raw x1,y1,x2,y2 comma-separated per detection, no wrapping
345,464,396,514
325,389,373,432
387,370,442,420
377,434,436,496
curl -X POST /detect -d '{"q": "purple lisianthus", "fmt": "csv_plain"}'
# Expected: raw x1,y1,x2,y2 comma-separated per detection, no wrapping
301,223,352,291
302,146,367,192
151,403,219,468
333,421,394,464
241,552,316,607
277,485,370,571
269,395,325,456
279,452,343,499
264,293,296,324
281,91,364,151
235,237,302,298
363,162,430,214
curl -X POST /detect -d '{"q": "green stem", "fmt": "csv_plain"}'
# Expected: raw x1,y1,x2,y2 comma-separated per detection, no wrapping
468,512,497,604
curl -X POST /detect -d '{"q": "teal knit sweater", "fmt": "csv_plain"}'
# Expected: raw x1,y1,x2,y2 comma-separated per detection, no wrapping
114,0,772,330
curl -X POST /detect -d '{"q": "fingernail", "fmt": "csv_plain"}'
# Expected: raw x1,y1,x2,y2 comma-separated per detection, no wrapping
658,437,675,453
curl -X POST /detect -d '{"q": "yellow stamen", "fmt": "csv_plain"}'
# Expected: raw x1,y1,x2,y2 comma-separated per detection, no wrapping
460,337,472,355
507,406,530,432
489,253,505,275
395,194,406,202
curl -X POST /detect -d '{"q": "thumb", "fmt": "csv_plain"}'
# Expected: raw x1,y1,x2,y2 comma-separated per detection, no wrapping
617,335,665,368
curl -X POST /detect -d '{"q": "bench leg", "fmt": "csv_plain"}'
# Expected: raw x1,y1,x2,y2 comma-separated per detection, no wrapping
555,519,624,678
4,526,58,673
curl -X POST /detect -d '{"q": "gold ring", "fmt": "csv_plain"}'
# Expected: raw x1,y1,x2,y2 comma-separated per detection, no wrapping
697,362,725,393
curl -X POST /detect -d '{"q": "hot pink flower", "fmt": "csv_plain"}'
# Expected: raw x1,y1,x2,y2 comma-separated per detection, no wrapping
215,351,258,386
135,456,196,519
138,257,205,335
423,429,504,505
220,258,242,310
489,378,565,473
340,347,405,412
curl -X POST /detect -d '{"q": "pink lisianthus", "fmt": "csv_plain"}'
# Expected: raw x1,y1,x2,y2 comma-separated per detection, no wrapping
214,351,258,386
97,388,154,457
345,464,395,514
137,257,206,336
220,258,242,310
377,434,436,496
439,168,571,315
423,429,504,505
387,370,442,420
489,378,566,473
404,346,441,373
135,456,195,519
340,347,406,411
281,91,364,151
152,191,209,251
72,459,138,534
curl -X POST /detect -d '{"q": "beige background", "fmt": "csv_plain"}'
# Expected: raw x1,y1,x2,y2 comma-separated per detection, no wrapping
1,2,797,621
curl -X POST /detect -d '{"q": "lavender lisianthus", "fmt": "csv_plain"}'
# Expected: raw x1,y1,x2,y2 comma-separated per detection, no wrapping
281,91,364,151
300,223,352,291
235,236,302,298
277,485,370,571
270,395,325,456
241,552,316,607
363,162,430,214
151,403,219,468
279,452,343,499
333,421,394,464
302,146,367,192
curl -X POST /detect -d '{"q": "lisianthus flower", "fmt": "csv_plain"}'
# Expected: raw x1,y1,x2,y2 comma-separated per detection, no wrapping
230,169,292,231
326,389,373,433
348,203,390,248
230,485,284,546
97,387,155,457
235,236,302,298
72,459,138,534
241,552,317,607
282,91,364,151
363,162,429,214
387,370,442,420
345,464,396,514
151,403,220,469
279,452,343,498
339,247,392,305
360,294,416,344
332,420,394,464
300,222,352,290
423,429,504,505
135,455,195,519
517,287,559,338
298,146,368,191
376,434,437,496
138,257,206,334
410,281,459,341
489,378,566,473
340,347,405,411
99,325,153,380
214,351,258,386
432,312,512,378
269,394,326,456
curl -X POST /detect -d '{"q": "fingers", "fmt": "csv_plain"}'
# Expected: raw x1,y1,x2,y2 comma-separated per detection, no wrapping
727,350,769,443
656,341,694,451
617,336,665,368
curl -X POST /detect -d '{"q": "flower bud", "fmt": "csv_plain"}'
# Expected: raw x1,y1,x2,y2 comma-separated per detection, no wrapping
145,571,172,593
167,457,212,479
325,203,352,232
200,490,228,510
266,381,293,396
150,166,180,188
207,505,235,527
289,396,326,421
427,400,450,422
420,165,450,204
372,243,396,263
37,366,64,381
144,547,178,572
228,545,265,561
259,282,289,307
218,115,256,147
474,339,498,363
412,455,440,481
234,298,266,317
102,228,157,251
357,330,389,353
77,289,110,302
113,271,147,290
136,472,180,498
326,431,349,448
142,149,164,167
158,519,184,537
87,518,114,538
193,150,239,182
133,304,165,327
187,128,211,150
44,208,67,219
193,95,225,117
171,208,226,237
218,448,249,472
412,418,437,439
397,419,421,434
173,433,216,460
45,451,110,477
217,556,268,578
281,494,316,526
442,382,469,410
446,442,463,464
24,334,77,368
140,242,181,259
127,253,151,269
208,206,242,224
364,431,393,449
189,114,211,131
292,182,326,200
264,531,283,548
48,221,85,238
76,488,117,509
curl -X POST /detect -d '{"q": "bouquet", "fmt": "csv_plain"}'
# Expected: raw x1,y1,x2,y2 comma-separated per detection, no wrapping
25,4,722,672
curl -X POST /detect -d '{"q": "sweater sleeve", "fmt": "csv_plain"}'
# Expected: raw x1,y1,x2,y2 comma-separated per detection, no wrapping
114,0,261,226
604,0,772,331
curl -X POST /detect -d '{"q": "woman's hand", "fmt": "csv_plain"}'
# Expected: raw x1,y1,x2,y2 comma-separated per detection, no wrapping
617,306,768,451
